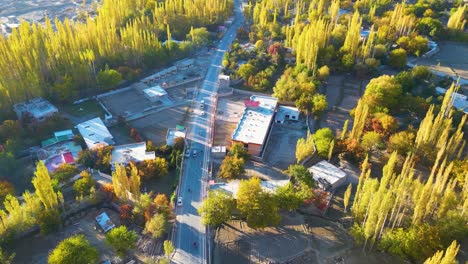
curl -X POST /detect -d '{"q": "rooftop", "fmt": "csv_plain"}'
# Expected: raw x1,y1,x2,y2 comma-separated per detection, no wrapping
76,117,114,150
275,105,300,122
13,97,58,119
308,160,347,187
232,95,277,145
166,127,186,146
143,85,168,98
210,179,290,199
95,212,115,233
111,142,155,166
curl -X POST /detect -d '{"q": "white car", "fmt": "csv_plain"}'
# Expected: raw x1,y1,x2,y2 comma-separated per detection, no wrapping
177,197,183,207
185,149,191,157
201,111,207,117
192,149,198,157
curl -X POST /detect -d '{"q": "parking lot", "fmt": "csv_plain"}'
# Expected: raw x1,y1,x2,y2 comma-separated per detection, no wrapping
100,86,157,118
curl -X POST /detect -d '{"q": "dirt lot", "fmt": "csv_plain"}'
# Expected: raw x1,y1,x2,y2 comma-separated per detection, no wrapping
100,87,157,117
213,94,247,146
412,41,468,82
9,208,120,264
263,121,307,170
130,104,189,146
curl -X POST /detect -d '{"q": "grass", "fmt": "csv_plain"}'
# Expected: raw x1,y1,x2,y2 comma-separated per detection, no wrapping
61,100,105,118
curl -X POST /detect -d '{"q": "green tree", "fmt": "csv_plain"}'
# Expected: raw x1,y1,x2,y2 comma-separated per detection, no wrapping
0,247,14,264
388,131,415,155
447,4,466,31
288,164,314,188
163,240,175,257
274,183,305,211
187,27,210,48
48,235,99,264
236,177,281,228
218,155,245,180
317,65,330,81
361,131,383,151
295,134,314,162
228,143,250,160
311,94,328,117
237,63,256,80
343,184,352,213
312,128,335,158
362,75,402,113
73,171,96,197
32,161,59,210
198,190,235,226
144,213,168,238
423,240,460,264
97,65,123,90
389,48,407,69
105,226,137,257
52,164,79,183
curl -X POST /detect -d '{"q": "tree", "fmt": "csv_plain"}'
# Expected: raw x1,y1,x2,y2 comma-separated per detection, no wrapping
237,63,256,80
52,164,79,182
295,134,314,163
218,155,245,180
77,149,95,168
139,158,169,180
236,177,281,228
154,193,171,215
112,163,130,201
288,164,314,188
198,190,235,226
362,75,402,113
389,48,407,69
73,171,96,197
48,235,99,264
0,247,14,264
423,240,460,264
228,142,250,160
311,94,328,117
32,161,59,210
163,240,175,257
97,65,123,90
0,180,14,205
361,131,383,151
187,27,210,48
388,131,415,155
144,213,168,238
312,128,334,158
447,4,466,31
274,183,305,211
317,65,330,81
38,208,61,234
343,184,352,213
106,226,137,257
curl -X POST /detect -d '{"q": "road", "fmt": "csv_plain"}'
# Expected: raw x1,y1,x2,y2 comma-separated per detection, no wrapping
171,1,244,263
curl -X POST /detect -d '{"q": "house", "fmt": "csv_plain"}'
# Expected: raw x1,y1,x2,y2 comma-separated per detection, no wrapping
37,130,82,172
166,126,186,146
13,97,58,122
41,129,74,148
95,212,115,233
211,146,227,158
275,105,300,124
143,85,168,102
231,95,278,156
308,161,347,190
111,142,155,169
210,179,290,199
76,117,114,150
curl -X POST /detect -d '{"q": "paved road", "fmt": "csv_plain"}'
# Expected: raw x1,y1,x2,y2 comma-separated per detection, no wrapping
172,1,244,263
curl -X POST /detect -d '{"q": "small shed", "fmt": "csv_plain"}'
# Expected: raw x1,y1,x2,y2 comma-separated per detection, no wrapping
308,160,347,190
95,212,115,233
143,85,168,102
275,105,300,124
211,146,227,158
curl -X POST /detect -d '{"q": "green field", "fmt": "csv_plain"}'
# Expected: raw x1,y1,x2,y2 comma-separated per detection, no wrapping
61,99,105,119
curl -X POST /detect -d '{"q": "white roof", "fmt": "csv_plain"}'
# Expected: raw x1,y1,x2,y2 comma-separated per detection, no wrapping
95,212,115,232
211,146,226,153
111,142,155,166
166,128,186,146
13,97,58,119
308,160,347,187
76,117,114,150
435,87,468,114
275,105,300,121
210,179,289,199
143,85,167,98
232,95,277,145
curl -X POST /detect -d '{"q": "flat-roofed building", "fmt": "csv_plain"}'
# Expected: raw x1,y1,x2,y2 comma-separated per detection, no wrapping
13,97,58,122
111,142,155,169
166,126,186,146
275,105,300,124
76,117,114,150
308,160,347,190
143,85,168,102
231,95,277,156
210,179,289,199
174,58,195,70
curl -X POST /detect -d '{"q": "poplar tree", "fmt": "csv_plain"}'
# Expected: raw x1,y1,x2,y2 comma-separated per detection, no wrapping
112,163,130,201
32,161,59,210
343,184,352,213
349,99,369,141
447,4,466,31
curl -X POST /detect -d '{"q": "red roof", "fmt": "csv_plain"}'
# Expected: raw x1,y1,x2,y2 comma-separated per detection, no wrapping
62,152,75,163
244,100,260,107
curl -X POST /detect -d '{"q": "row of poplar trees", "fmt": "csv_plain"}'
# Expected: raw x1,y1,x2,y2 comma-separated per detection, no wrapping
0,0,232,113
348,84,467,262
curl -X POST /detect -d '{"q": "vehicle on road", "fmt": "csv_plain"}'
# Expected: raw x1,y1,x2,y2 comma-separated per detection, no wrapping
185,149,191,157
200,100,205,109
192,149,198,157
201,111,206,117
177,197,183,206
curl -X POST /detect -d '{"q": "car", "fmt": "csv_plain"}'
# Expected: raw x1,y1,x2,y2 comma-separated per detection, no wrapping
177,197,183,207
201,111,206,117
192,149,198,157
200,100,205,109
185,149,191,157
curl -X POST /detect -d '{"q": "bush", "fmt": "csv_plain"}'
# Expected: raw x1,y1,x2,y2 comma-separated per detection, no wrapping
312,128,335,158
389,48,407,69
106,226,137,257
48,235,99,264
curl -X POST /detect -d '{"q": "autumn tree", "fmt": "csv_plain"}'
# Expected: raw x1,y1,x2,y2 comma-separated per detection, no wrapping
139,158,169,180
163,240,175,257
288,164,314,188
144,213,168,238
32,161,59,210
311,94,328,117
389,48,407,69
106,226,137,257
296,133,315,163
52,164,79,183
343,184,352,213
198,190,235,226
447,4,466,31
312,128,334,158
218,155,245,180
423,240,460,264
0,180,14,205
362,75,402,113
48,235,99,264
73,171,96,197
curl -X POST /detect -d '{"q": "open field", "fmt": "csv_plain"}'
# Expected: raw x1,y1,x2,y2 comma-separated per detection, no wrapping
60,99,106,123
412,41,468,82
8,208,120,264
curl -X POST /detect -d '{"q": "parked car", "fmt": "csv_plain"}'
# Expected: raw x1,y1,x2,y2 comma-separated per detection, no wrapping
177,197,183,206
192,149,198,157
185,149,191,157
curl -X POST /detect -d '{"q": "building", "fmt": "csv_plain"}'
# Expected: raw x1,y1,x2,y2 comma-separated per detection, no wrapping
166,126,186,146
13,97,58,122
308,161,347,190
174,58,195,71
143,85,168,102
37,130,82,172
76,117,114,150
232,95,278,156
435,87,468,114
111,142,155,168
95,212,115,233
210,179,289,199
211,146,227,158
275,105,300,124
219,74,230,89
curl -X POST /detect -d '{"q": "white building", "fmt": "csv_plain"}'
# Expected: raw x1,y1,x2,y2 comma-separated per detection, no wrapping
76,117,115,150
308,161,347,190
111,142,155,168
13,97,58,122
275,105,300,124
166,126,186,146
143,85,168,102
232,95,278,156
211,146,227,158
210,179,290,199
